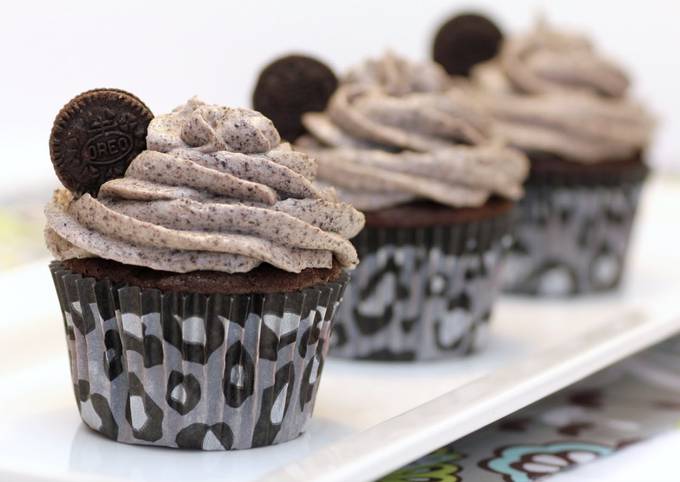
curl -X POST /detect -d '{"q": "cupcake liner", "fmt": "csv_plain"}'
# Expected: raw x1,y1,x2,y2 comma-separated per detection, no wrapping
330,212,514,361
50,261,347,450
502,178,646,296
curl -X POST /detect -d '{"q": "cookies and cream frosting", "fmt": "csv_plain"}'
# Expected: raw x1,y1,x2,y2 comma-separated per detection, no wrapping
472,22,654,163
45,98,365,274
299,52,529,211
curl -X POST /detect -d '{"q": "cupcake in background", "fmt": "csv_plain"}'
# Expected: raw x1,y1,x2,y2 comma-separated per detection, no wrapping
253,53,528,361
46,89,364,449
447,17,655,296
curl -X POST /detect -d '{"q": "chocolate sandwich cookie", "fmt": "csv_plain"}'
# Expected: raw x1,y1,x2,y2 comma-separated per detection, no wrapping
49,88,153,196
433,13,503,76
253,54,337,141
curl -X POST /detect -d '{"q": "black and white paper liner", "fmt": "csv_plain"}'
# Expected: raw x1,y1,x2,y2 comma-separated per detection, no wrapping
502,179,645,296
49,261,348,450
330,214,513,361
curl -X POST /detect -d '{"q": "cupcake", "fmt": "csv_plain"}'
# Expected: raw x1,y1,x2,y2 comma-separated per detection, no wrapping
45,89,364,449
254,53,528,361
455,19,655,296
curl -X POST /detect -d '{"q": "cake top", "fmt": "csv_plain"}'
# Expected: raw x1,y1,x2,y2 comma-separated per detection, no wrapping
471,20,655,163
45,91,365,274
294,52,528,211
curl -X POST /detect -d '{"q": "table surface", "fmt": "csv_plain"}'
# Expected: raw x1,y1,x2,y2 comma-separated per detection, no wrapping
1,176,679,482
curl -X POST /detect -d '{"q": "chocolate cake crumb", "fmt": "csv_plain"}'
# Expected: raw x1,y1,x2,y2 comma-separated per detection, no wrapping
63,257,343,294
365,197,514,229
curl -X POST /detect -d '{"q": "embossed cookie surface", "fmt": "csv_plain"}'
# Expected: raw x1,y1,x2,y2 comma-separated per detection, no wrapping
49,89,153,195
253,55,337,141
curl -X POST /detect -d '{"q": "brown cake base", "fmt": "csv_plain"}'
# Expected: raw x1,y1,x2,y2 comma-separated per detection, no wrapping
62,257,343,295
364,197,514,229
526,150,648,186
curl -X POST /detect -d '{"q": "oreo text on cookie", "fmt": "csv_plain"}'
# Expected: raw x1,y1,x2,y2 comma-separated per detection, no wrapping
49,88,154,196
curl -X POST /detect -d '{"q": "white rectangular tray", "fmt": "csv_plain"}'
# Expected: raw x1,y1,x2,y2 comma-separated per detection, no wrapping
1,176,679,482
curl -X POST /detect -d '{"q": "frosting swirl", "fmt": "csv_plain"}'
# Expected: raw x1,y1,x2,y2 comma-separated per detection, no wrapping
502,25,630,97
45,98,365,273
472,23,654,163
344,50,451,96
299,52,529,211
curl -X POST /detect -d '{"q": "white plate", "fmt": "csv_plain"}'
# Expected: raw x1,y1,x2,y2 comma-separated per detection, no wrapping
1,176,679,482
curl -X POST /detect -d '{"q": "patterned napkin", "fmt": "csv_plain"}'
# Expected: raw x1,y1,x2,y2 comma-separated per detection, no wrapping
379,336,680,482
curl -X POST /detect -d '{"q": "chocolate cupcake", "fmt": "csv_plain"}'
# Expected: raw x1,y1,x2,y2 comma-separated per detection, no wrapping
468,21,655,296
45,91,364,449
291,53,529,360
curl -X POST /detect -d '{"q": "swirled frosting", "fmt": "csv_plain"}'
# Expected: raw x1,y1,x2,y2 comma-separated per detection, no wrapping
45,98,365,274
472,22,654,163
298,52,529,211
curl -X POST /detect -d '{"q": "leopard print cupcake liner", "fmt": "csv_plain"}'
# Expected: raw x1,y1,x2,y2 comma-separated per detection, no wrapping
330,213,514,361
502,179,646,296
49,261,347,450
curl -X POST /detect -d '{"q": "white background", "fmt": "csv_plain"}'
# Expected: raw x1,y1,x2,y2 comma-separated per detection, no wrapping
1,0,678,196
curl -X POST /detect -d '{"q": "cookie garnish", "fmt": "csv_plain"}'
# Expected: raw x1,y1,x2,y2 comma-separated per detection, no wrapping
49,88,153,196
432,13,503,76
253,54,337,142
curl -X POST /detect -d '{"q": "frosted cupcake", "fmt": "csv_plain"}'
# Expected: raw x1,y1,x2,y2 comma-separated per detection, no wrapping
46,90,364,449
465,21,655,295
255,53,528,360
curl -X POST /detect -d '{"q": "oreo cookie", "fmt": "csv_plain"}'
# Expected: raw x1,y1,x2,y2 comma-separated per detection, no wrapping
432,13,503,77
253,54,337,142
49,88,153,196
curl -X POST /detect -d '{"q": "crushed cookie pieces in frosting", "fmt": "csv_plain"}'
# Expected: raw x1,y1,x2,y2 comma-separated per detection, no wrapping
298,52,529,211
472,22,654,163
45,98,365,274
